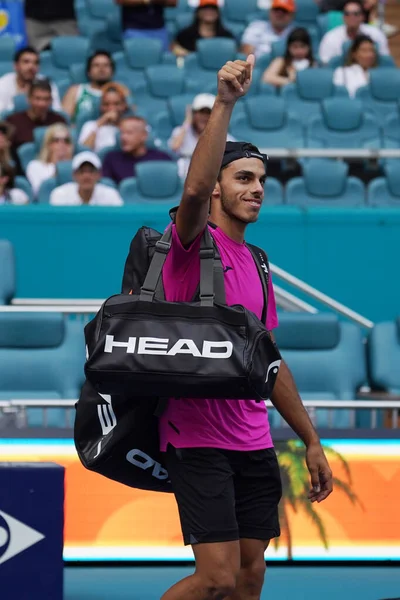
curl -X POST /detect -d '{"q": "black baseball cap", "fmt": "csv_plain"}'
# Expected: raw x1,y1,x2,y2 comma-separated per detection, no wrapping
221,141,268,172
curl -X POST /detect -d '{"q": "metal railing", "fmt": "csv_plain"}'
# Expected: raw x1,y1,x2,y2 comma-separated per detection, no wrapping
259,148,400,160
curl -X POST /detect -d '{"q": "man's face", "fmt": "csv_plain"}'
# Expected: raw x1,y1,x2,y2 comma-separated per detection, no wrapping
15,52,39,83
74,163,100,192
29,89,52,118
212,158,266,225
269,7,294,32
120,119,148,153
88,55,113,86
343,3,364,29
192,109,211,134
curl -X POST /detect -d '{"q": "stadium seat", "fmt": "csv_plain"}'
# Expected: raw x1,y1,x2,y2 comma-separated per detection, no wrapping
368,319,400,394
0,37,16,62
0,61,13,79
41,36,91,82
184,38,239,93
135,65,187,124
15,176,34,204
154,93,198,141
119,161,183,205
270,313,367,428
262,178,284,206
86,0,119,20
286,159,365,207
17,143,36,173
230,96,304,148
0,313,85,427
222,0,258,23
307,98,381,148
383,106,400,145
295,0,320,29
281,68,348,124
356,69,400,125
0,240,15,305
327,52,396,69
12,93,29,112
367,162,400,207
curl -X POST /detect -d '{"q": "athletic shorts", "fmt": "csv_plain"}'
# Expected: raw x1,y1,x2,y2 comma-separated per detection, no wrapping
163,445,282,545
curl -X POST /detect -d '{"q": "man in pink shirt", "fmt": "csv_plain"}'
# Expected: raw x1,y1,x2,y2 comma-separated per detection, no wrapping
160,54,332,600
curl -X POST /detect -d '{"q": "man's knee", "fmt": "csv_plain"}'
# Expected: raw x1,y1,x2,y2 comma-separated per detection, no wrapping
239,559,266,596
204,570,237,599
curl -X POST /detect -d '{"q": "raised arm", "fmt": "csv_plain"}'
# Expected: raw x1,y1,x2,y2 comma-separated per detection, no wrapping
176,55,255,246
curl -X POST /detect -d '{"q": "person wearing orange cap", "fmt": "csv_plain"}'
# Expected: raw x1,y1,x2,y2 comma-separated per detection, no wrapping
241,0,296,58
172,0,235,57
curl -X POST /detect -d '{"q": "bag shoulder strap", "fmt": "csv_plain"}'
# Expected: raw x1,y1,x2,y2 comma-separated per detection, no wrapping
246,243,270,325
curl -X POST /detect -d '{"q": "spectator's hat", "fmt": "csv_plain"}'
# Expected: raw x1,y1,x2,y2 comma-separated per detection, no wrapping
198,0,219,8
72,151,101,171
192,93,215,111
271,0,296,11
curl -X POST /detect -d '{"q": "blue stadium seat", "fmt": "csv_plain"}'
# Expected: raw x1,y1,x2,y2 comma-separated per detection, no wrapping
262,178,284,206
286,159,365,207
42,36,91,82
356,69,400,125
222,0,258,23
184,38,239,93
89,27,124,55
368,319,400,394
174,12,193,31
0,240,15,305
0,37,16,62
328,52,396,69
12,93,29,112
307,98,381,148
119,161,183,205
281,68,348,124
230,96,304,148
154,93,197,141
295,0,320,29
270,313,367,428
0,61,13,80
383,105,400,145
367,162,400,207
17,143,36,173
135,65,187,125
15,176,34,204
0,313,85,427
86,0,119,20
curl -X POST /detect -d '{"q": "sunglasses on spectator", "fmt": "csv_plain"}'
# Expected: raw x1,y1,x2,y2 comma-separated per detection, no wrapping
344,10,362,15
52,136,71,143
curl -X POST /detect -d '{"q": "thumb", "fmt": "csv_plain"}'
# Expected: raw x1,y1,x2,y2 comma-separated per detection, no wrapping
246,53,256,71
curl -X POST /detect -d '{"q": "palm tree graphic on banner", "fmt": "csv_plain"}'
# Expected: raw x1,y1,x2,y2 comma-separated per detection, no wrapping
275,440,361,559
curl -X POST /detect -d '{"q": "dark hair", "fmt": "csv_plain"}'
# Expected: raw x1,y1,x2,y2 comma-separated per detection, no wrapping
281,27,314,75
345,34,377,66
0,162,15,189
343,0,364,11
29,79,52,96
192,4,229,38
86,51,115,78
14,46,38,63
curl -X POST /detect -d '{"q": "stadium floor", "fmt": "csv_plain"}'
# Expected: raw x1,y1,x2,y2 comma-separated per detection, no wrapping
64,566,400,600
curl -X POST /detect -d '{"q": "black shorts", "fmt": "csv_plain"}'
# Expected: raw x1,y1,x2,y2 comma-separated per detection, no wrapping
163,445,282,546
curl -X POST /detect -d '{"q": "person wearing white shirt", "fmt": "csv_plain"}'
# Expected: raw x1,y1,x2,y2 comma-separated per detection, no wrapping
26,123,73,196
0,162,29,205
0,47,61,114
78,84,129,153
50,151,123,206
333,34,378,97
241,0,296,58
319,0,389,64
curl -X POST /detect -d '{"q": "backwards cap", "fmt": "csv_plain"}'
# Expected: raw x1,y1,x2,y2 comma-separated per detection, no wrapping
221,141,268,171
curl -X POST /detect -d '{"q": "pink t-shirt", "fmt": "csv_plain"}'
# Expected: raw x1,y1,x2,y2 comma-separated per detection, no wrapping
159,224,278,452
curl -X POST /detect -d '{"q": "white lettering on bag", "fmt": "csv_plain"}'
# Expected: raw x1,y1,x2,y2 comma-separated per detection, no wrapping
104,335,233,359
126,449,169,480
94,393,117,459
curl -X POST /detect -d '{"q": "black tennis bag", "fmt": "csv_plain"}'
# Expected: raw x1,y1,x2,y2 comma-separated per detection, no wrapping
83,226,282,401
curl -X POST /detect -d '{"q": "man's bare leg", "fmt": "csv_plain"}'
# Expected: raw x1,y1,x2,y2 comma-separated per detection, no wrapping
227,539,269,600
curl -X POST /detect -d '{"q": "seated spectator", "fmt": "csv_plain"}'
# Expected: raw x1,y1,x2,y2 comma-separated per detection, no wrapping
169,93,235,178
102,116,172,185
172,0,235,58
62,51,129,123
319,0,389,64
0,163,29,205
24,0,78,52
241,0,296,59
0,121,13,165
115,0,177,52
0,47,61,114
26,123,73,196
78,84,130,153
50,152,123,206
333,35,377,96
6,80,66,157
262,27,315,87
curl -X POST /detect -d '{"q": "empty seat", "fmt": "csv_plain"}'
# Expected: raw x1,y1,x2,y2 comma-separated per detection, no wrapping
0,313,85,427
135,65,187,125
262,178,284,206
270,313,367,428
119,161,183,205
367,162,400,207
369,319,400,394
184,38,239,93
286,159,365,207
295,0,320,28
307,98,381,148
15,176,34,204
0,240,15,305
383,106,400,144
86,0,119,20
41,37,90,82
356,69,400,124
0,37,16,62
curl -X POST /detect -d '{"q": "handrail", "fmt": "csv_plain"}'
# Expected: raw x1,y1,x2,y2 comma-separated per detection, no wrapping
12,299,104,306
273,284,318,314
259,148,400,159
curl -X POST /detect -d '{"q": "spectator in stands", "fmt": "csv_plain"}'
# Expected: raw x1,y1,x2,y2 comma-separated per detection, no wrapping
262,27,315,87
62,52,129,123
0,47,61,114
319,0,389,64
78,84,130,153
0,163,29,205
26,124,73,196
333,35,377,97
24,0,78,52
50,152,123,206
0,121,13,165
102,116,172,184
172,0,235,57
115,0,177,52
6,80,66,154
241,0,296,58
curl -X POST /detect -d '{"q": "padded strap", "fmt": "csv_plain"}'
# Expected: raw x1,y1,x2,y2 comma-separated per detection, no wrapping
247,243,269,325
140,228,172,302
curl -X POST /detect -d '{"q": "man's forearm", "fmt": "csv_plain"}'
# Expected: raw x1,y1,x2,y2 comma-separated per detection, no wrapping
270,360,320,447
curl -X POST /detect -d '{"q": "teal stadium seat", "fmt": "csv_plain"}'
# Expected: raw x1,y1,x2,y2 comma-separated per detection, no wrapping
307,98,381,148
262,178,284,206
135,65,187,126
184,38,240,94
295,0,320,29
286,159,365,207
270,313,367,428
12,93,29,112
368,319,400,395
41,36,90,83
15,176,34,204
0,313,85,427
154,93,197,141
356,68,400,125
367,162,400,207
119,161,183,205
221,0,260,40
328,51,396,69
230,96,304,149
0,37,16,62
281,68,348,124
0,61,13,78
0,240,15,305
